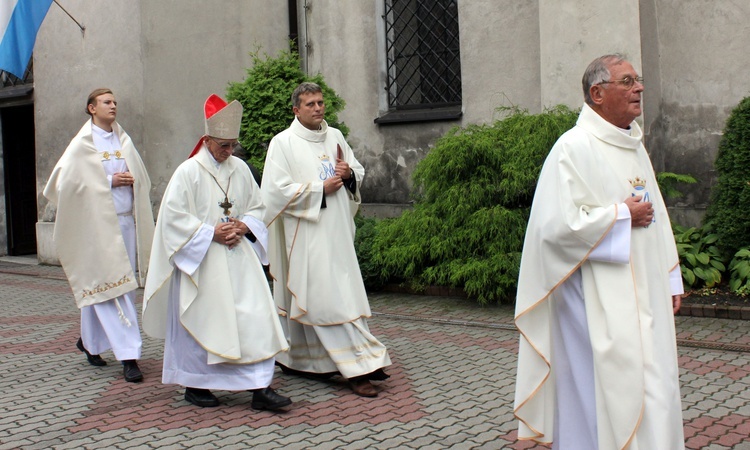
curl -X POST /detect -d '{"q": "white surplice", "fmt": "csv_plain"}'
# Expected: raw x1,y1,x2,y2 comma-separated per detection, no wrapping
514,104,685,450
143,146,287,389
262,118,391,378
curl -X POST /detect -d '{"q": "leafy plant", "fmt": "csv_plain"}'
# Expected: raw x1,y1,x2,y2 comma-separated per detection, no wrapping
656,171,697,199
704,96,750,259
369,106,579,304
673,223,726,289
226,47,348,174
728,248,750,295
354,213,384,291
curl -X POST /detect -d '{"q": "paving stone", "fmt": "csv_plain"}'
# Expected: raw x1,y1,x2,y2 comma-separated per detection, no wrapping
0,261,748,449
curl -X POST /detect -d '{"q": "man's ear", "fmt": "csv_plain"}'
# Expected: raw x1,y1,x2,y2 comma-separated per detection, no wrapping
87,103,96,114
589,85,605,105
292,106,299,116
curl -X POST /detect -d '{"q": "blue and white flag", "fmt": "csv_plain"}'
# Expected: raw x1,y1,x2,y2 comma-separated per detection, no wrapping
0,0,54,78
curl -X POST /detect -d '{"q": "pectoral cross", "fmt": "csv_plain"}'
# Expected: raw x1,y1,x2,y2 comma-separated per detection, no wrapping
219,196,233,216
208,173,233,215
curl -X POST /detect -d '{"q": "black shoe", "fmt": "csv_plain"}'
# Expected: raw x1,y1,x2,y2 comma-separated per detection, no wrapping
185,388,220,407
76,338,107,366
367,368,391,381
251,387,292,411
122,360,143,382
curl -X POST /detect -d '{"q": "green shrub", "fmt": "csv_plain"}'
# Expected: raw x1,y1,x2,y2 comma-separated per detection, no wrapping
354,213,384,291
370,106,579,304
728,248,750,295
704,96,750,259
656,172,697,199
226,48,349,174
673,223,726,289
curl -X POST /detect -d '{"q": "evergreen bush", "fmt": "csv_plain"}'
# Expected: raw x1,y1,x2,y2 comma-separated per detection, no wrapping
354,213,383,291
369,106,579,304
704,96,750,259
226,48,349,173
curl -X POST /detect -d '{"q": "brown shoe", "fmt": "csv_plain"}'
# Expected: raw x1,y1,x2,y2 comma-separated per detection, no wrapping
349,378,378,397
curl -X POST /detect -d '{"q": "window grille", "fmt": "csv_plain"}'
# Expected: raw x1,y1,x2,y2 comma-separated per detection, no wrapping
383,0,461,110
1,61,34,88
0,60,34,99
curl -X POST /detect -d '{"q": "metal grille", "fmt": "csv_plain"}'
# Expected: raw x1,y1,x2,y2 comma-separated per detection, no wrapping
384,0,461,109
1,61,34,88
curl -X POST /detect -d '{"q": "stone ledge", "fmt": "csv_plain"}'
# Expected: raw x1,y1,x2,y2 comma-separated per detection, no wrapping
382,284,749,320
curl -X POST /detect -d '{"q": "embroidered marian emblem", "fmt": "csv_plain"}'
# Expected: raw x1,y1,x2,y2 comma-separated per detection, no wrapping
318,154,335,180
629,176,655,223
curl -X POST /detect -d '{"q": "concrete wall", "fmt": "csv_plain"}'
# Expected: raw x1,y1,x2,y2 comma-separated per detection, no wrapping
539,0,644,110
459,1,542,123
646,0,750,226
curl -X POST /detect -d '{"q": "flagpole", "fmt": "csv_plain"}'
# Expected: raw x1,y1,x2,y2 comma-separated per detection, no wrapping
53,0,85,36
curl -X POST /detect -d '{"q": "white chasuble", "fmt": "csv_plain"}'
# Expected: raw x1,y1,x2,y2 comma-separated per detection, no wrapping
262,118,391,377
43,120,154,308
514,104,684,449
143,146,287,365
263,118,370,325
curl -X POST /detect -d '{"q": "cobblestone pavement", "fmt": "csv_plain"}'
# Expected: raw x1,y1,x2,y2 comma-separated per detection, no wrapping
0,258,748,449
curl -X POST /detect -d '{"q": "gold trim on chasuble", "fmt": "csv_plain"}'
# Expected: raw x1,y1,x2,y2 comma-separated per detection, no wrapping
81,274,132,298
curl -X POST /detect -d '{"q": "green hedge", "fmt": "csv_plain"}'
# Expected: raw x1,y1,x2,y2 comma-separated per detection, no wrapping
704,96,750,259
365,106,579,304
226,48,348,174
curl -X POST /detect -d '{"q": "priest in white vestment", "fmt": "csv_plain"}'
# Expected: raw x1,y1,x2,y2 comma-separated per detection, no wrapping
514,55,685,449
143,94,291,410
262,82,392,398
44,88,154,383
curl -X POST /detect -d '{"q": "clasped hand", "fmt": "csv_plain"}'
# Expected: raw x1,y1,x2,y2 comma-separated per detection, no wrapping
624,195,654,228
323,158,351,195
112,172,134,187
213,218,249,249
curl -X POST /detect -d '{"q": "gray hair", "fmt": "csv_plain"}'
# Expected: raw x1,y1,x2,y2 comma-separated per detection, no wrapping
292,82,323,108
582,54,626,106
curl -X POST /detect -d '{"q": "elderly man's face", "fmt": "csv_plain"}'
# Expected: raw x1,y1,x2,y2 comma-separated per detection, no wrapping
293,91,325,130
205,136,238,163
594,61,644,128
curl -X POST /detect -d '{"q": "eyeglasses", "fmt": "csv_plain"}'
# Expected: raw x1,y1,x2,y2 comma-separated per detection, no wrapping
208,137,238,150
599,76,644,89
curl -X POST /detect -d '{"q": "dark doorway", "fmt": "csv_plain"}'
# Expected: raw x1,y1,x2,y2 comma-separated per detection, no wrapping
2,104,37,255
